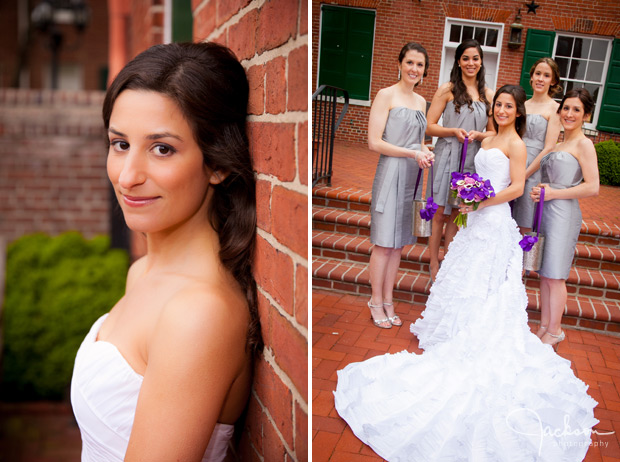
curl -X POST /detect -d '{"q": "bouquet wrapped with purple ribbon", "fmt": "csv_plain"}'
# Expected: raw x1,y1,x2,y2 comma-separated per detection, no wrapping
450,171,495,227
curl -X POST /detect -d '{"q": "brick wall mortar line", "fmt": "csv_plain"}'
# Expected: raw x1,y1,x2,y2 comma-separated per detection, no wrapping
202,0,265,39
242,35,309,67
257,283,309,340
257,227,308,266
248,112,308,124
255,173,308,201
263,347,308,413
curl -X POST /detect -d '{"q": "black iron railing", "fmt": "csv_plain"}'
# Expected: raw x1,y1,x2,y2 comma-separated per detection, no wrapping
312,85,349,187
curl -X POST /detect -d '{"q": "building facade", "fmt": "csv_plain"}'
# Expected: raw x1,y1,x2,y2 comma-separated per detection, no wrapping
312,0,620,145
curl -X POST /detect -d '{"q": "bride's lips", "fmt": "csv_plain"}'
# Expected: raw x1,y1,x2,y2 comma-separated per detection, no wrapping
121,194,160,207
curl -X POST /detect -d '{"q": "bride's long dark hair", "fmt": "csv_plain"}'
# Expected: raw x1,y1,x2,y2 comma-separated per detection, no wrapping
102,42,262,357
491,85,527,137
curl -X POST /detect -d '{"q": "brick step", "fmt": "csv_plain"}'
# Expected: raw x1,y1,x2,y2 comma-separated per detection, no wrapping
313,217,620,275
312,256,620,334
312,185,620,249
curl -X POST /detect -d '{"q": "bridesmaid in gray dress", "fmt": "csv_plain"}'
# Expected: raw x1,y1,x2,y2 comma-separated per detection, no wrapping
531,88,599,349
426,39,495,281
512,58,561,246
367,42,434,329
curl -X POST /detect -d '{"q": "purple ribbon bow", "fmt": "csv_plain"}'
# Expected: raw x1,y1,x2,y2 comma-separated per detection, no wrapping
419,196,438,221
519,234,538,251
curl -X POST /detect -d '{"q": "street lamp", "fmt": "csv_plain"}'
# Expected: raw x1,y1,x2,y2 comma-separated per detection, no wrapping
31,0,91,89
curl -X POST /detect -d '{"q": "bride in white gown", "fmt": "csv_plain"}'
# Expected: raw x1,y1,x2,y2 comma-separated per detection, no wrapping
334,85,598,461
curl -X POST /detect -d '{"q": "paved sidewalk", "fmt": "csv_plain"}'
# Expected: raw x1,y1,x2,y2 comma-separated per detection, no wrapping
312,289,620,462
0,401,81,462
324,140,620,225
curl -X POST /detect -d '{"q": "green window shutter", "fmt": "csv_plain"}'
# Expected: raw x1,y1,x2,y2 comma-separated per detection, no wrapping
172,0,193,43
318,6,375,100
597,39,620,134
519,29,555,98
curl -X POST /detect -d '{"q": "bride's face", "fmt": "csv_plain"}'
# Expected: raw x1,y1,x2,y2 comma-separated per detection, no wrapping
493,93,518,128
107,89,219,234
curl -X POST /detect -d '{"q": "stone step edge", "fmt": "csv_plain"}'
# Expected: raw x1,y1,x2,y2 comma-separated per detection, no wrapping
312,186,620,240
312,256,620,324
312,227,620,268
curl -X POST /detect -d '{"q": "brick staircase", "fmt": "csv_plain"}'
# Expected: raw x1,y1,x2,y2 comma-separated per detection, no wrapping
312,184,620,334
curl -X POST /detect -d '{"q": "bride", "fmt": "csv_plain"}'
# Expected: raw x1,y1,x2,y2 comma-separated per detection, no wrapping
334,85,598,461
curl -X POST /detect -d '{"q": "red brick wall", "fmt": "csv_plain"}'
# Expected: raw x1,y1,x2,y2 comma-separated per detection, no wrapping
193,1,308,461
0,89,109,244
312,0,620,144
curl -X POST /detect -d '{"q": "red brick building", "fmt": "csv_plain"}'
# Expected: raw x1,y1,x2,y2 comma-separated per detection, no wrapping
312,0,620,145
1,1,308,461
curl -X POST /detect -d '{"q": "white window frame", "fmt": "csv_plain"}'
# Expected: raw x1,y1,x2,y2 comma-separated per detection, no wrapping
439,18,504,92
317,5,376,107
552,32,612,130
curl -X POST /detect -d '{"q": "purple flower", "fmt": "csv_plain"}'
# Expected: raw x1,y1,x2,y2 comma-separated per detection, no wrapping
519,235,538,251
419,196,438,221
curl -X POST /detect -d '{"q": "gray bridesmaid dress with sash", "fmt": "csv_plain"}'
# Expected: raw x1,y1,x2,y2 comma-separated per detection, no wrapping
512,113,548,228
429,100,488,214
538,151,583,279
370,107,427,248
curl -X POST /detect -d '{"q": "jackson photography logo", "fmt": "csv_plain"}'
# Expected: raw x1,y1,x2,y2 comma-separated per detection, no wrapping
506,408,614,456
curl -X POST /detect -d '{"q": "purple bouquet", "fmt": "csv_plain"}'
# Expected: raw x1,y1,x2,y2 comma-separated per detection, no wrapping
450,171,495,227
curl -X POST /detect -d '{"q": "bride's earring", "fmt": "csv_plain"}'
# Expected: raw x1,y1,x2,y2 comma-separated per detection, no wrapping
421,76,423,85
398,68,401,80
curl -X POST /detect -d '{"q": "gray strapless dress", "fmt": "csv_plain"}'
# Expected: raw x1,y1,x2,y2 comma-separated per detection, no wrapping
429,100,488,214
538,151,583,279
512,113,548,228
370,107,427,248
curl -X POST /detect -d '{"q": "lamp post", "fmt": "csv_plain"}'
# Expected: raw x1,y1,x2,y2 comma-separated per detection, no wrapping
31,0,91,89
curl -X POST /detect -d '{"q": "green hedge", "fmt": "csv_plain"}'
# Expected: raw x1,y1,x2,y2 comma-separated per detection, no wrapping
2,232,129,400
595,140,620,186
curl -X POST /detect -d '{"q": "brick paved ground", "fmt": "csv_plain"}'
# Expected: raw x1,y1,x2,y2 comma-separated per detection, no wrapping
312,289,620,462
312,140,620,461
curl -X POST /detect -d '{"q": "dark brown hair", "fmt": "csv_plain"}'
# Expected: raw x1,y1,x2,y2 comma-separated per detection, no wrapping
492,84,527,137
398,42,429,87
557,87,594,117
103,42,262,357
450,39,490,114
529,57,563,97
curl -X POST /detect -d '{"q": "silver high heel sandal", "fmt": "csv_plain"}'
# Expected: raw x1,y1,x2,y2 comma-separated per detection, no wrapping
546,330,565,351
368,301,391,329
383,302,402,326
536,324,548,338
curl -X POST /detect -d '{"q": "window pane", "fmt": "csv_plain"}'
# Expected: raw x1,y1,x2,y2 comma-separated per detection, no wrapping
569,59,586,80
572,38,591,58
474,27,486,46
556,36,573,57
486,29,498,47
450,25,461,43
586,61,604,82
584,83,600,121
462,26,473,41
556,57,570,78
563,80,574,94
590,40,607,61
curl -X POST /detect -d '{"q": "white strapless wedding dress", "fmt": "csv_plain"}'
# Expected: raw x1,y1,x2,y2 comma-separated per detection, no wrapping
334,148,598,461
71,314,234,462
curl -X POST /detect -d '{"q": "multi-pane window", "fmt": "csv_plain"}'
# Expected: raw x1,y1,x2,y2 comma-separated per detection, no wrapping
553,35,612,125
448,23,499,48
441,19,504,92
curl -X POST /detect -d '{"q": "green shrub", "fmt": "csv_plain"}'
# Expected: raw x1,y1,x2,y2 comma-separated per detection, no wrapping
2,232,129,400
595,140,620,186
